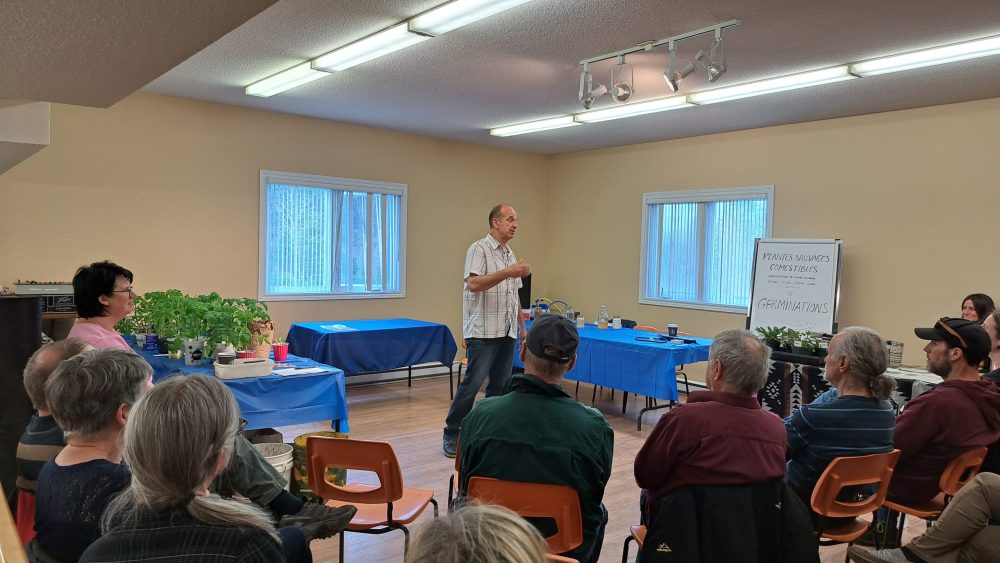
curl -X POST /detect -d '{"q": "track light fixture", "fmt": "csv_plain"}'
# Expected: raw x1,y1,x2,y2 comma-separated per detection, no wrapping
577,20,740,107
664,43,696,92
578,63,608,109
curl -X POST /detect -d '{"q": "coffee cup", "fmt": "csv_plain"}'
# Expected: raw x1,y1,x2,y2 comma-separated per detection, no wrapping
667,324,679,337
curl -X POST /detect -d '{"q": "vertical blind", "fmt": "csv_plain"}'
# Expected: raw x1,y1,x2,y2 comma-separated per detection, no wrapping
644,193,769,308
265,183,402,296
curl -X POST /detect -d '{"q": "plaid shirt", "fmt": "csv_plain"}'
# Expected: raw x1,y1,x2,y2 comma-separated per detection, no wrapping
463,234,522,339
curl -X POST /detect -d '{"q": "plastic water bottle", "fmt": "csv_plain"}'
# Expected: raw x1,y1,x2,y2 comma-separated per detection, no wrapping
598,305,609,330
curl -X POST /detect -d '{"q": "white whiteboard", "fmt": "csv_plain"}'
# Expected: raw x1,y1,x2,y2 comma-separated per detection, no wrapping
748,238,842,333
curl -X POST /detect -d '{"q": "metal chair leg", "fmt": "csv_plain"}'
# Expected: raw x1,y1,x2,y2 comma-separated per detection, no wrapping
622,391,628,414
622,534,636,563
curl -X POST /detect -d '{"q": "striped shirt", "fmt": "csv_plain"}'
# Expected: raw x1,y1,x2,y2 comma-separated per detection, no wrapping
784,395,895,496
16,414,65,492
463,234,522,339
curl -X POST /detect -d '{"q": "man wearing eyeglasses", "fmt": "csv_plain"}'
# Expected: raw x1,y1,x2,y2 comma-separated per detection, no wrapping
889,317,1000,505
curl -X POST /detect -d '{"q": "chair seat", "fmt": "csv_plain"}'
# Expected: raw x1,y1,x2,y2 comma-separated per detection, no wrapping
822,518,870,542
325,483,436,529
883,494,945,519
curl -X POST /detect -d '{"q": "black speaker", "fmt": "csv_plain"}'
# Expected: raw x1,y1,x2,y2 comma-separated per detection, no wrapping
0,296,41,510
518,274,531,310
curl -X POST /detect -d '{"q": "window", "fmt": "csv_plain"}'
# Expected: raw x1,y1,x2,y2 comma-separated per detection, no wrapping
259,170,406,300
640,186,773,312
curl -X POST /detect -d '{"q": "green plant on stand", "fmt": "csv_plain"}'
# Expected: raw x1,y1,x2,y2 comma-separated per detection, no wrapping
755,326,786,349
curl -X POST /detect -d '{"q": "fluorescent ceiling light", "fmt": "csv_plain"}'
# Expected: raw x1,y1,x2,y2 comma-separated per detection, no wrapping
849,35,1000,76
574,96,692,123
688,66,854,104
490,116,578,137
245,62,330,97
410,0,533,36
312,23,429,72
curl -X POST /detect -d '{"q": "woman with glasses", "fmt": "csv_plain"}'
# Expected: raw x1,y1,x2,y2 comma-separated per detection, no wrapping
68,261,136,349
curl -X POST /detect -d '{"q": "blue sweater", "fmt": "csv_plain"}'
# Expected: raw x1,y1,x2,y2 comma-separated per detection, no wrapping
784,394,895,498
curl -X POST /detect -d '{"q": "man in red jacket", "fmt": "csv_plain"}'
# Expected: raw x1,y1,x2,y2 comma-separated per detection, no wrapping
634,328,786,521
890,317,1000,504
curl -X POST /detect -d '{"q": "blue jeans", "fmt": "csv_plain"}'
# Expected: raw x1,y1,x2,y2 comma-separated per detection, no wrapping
444,337,515,439
278,526,313,563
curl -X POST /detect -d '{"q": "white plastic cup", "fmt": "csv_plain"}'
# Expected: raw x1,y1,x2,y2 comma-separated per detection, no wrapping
576,315,585,328
612,316,622,329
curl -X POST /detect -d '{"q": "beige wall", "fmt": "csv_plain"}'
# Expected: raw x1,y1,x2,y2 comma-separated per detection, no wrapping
0,93,550,343
546,98,1000,366
2,93,998,367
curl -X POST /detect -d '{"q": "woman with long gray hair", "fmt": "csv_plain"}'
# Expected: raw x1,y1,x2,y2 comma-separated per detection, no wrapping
81,375,311,562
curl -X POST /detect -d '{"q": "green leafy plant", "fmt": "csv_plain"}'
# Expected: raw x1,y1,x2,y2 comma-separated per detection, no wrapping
780,328,800,348
755,326,786,347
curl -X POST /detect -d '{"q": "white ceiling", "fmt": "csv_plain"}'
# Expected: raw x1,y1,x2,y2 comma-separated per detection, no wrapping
6,1,1000,155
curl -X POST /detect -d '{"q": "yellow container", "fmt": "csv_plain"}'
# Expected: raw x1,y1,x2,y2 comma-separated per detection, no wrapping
292,431,347,500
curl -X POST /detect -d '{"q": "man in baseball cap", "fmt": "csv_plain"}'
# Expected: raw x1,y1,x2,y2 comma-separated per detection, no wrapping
888,317,1000,505
457,315,613,563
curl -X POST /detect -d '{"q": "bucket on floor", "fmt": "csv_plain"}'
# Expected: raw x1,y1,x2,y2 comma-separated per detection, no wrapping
292,431,347,501
254,443,294,491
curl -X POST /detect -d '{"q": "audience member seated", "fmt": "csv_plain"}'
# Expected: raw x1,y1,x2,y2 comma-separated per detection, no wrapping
82,375,311,562
634,329,786,523
15,339,90,542
848,472,1000,563
981,310,1000,475
961,293,995,323
890,318,1000,506
64,260,355,536
31,349,152,562
406,504,548,563
458,315,613,563
785,327,896,516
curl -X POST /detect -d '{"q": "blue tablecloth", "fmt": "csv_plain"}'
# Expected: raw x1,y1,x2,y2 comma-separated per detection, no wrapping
515,323,712,401
287,318,458,376
138,349,349,433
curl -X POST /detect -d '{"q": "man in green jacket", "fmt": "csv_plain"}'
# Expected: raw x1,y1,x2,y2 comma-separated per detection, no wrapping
458,314,613,563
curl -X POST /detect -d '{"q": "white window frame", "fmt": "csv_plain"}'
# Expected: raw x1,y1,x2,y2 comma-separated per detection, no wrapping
258,170,407,301
639,186,774,313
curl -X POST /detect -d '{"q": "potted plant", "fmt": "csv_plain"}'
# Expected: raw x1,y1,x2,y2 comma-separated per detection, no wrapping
780,328,799,353
174,295,208,365
272,335,289,362
143,290,184,354
755,326,785,350
791,331,816,356
240,298,273,359
203,295,251,358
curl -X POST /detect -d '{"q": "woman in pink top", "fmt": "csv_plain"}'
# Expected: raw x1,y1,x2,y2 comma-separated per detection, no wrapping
67,261,135,350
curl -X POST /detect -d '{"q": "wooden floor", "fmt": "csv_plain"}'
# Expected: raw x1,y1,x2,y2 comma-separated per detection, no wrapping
275,375,925,563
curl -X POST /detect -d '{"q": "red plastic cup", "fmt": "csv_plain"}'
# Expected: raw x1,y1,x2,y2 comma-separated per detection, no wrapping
237,350,256,359
272,343,289,362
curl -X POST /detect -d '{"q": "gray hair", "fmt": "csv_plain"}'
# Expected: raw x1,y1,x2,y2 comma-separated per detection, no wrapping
709,329,771,396
103,375,276,539
835,326,895,400
523,347,572,380
406,503,547,563
45,348,150,438
22,338,90,411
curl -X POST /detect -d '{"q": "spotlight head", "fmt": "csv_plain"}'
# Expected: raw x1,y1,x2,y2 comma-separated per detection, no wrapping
580,83,607,109
707,63,725,82
663,62,695,92
612,82,632,103
706,36,726,82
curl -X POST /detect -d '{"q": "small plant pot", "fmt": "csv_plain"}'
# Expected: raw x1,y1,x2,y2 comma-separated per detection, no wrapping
272,343,289,362
813,348,828,358
183,338,207,366
237,350,257,360
157,337,169,354
765,340,781,350
791,346,812,356
216,353,236,365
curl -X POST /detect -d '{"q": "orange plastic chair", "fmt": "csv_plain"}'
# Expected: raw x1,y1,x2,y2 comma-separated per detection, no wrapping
1,484,28,563
15,490,36,544
882,446,987,546
307,436,438,561
621,524,646,563
810,450,901,561
466,476,584,555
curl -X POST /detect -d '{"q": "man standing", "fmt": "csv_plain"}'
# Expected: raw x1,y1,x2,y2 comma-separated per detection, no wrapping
635,329,787,521
443,204,530,457
889,317,1000,505
458,314,613,563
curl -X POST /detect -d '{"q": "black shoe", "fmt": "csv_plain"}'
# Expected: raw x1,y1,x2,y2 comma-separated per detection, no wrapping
443,435,457,458
278,502,357,541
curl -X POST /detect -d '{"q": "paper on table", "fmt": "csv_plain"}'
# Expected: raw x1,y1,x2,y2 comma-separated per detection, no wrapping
274,367,327,376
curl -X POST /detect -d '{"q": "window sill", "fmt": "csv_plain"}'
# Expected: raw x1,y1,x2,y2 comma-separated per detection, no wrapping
261,292,406,302
638,298,747,315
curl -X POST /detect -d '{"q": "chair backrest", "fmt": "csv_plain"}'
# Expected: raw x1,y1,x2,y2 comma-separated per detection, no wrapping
466,476,584,554
307,436,405,504
939,447,988,497
810,449,901,519
634,325,662,333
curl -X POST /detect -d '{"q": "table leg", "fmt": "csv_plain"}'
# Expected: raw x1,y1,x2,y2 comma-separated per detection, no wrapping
637,399,675,431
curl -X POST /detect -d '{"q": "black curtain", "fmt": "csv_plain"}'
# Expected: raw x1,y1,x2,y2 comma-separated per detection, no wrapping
0,296,41,511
